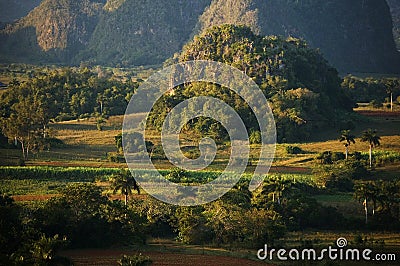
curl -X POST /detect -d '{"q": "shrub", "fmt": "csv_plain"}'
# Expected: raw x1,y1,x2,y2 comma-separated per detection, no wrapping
285,145,304,155
45,137,65,149
317,151,345,164
117,254,152,266
317,151,333,164
249,130,262,144
124,132,145,153
150,145,166,159
369,99,383,108
322,174,354,192
331,152,345,161
107,152,125,163
55,113,75,122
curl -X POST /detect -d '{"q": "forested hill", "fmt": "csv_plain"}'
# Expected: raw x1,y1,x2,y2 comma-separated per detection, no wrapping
197,0,400,74
0,0,399,74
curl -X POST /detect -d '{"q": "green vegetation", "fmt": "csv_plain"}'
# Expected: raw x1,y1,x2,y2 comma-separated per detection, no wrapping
197,0,400,74
156,25,352,143
0,66,138,159
1,0,399,73
0,166,119,181
111,169,141,205
342,75,400,106
0,4,399,263
118,254,152,266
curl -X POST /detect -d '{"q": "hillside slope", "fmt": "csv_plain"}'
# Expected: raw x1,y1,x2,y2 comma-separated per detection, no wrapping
0,0,104,63
76,0,211,66
197,0,400,74
0,0,398,73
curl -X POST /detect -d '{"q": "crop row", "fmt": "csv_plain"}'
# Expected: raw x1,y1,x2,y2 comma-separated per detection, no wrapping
0,166,314,186
0,166,121,182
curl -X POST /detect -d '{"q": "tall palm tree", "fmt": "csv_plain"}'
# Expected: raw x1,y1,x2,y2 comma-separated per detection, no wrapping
354,183,377,225
339,130,356,159
111,170,140,206
262,175,294,204
361,129,381,168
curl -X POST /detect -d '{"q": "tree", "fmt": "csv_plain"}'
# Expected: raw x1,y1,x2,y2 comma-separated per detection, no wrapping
339,130,356,159
0,192,22,263
0,95,45,160
354,183,378,225
111,170,140,206
384,78,400,112
255,175,295,205
361,129,381,168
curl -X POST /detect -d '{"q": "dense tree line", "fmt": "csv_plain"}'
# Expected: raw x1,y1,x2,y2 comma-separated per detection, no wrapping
0,184,145,265
0,67,138,159
341,75,400,107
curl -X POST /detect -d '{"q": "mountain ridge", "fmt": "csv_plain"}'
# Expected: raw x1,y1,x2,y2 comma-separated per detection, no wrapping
0,0,399,74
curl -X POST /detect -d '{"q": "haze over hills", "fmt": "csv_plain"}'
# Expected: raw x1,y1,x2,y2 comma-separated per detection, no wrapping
0,0,399,74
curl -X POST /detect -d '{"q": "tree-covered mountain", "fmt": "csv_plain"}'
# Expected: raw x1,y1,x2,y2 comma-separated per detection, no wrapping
0,0,399,74
0,0,105,63
150,25,352,142
197,0,400,74
76,0,211,66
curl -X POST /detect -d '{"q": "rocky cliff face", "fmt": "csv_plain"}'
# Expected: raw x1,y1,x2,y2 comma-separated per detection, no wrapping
198,0,400,73
387,0,400,50
76,0,211,66
0,0,398,74
1,0,104,63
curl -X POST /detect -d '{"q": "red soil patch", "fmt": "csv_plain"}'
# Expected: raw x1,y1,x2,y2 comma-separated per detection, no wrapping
60,249,270,266
356,110,400,117
269,166,311,174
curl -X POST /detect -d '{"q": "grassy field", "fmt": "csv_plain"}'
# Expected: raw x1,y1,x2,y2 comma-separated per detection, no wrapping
1,108,399,265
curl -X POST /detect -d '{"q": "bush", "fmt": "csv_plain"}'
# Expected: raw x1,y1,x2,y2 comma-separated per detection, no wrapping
117,254,152,266
150,145,166,160
249,130,261,144
343,160,369,180
107,152,125,163
317,151,345,164
285,145,304,155
55,113,75,122
369,99,383,108
322,174,354,192
374,151,400,165
45,137,65,149
124,132,145,153
317,151,333,164
331,152,345,161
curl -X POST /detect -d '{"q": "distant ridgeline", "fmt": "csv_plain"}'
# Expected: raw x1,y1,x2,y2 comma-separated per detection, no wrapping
0,0,399,74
